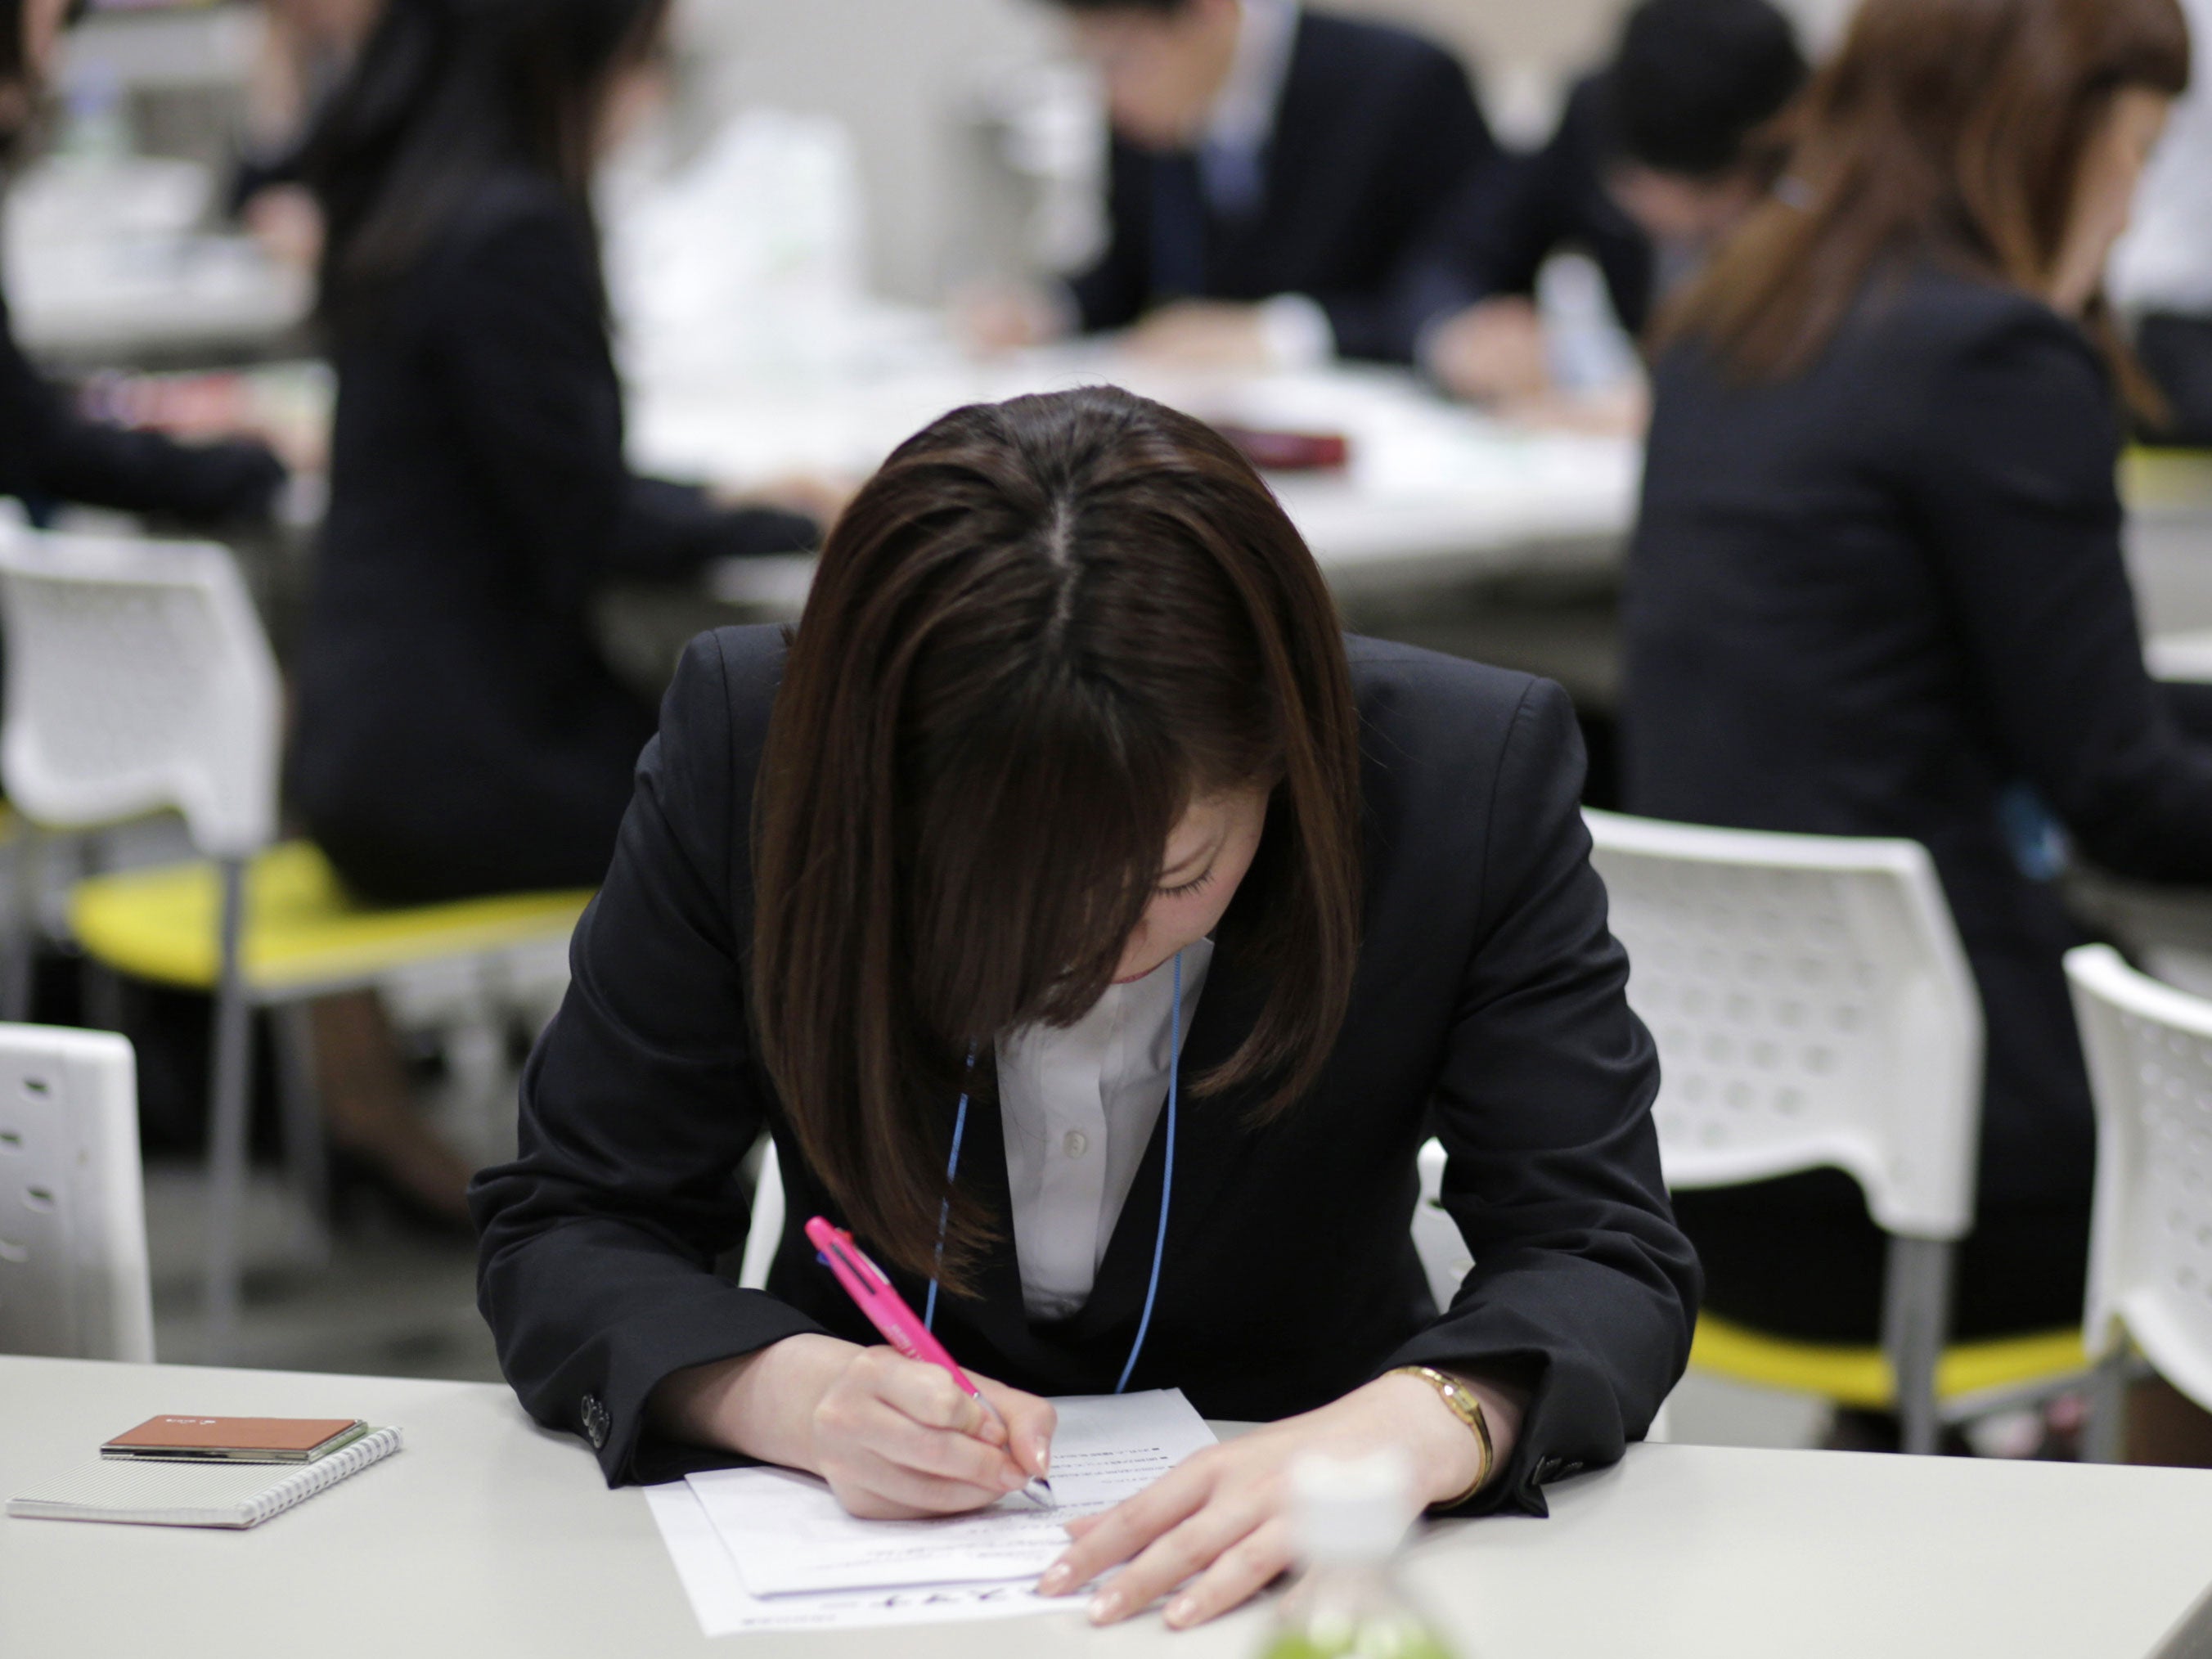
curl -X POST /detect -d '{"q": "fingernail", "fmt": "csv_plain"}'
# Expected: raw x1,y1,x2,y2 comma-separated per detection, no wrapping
1167,1597,1197,1628
1030,1436,1051,1474
1039,1563,1072,1595
1088,1592,1122,1625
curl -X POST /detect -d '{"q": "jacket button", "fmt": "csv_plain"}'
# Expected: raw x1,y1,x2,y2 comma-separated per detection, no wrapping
581,1393,610,1450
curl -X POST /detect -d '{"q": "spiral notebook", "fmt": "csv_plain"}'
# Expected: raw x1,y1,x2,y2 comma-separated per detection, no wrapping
7,1426,402,1529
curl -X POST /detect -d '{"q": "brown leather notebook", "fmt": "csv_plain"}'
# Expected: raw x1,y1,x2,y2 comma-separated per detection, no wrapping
101,1415,369,1463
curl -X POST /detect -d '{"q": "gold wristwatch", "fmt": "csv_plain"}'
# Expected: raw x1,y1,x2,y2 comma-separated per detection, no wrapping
1389,1365,1495,1508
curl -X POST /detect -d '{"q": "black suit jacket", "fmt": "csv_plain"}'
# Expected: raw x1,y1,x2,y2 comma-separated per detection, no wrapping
290,169,814,906
0,287,284,523
1387,74,1653,362
473,627,1697,1517
1624,265,2212,1212
1068,10,1496,362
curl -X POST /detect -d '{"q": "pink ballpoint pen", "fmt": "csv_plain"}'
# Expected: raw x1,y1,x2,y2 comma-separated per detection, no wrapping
804,1215,1055,1506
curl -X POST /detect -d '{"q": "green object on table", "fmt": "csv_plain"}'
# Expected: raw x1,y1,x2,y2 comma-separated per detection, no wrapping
1260,1452,1458,1659
1260,1616,1455,1659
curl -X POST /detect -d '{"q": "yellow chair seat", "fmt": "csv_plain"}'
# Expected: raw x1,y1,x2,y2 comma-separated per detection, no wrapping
2125,445,2212,511
69,840,592,998
1692,1314,2089,1410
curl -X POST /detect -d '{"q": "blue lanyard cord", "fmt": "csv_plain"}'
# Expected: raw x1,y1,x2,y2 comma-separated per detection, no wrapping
922,953,1182,1396
1115,949,1180,1395
924,1046,978,1335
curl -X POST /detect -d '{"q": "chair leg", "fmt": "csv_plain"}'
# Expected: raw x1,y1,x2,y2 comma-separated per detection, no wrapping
1882,1234,1954,1455
271,1000,330,1269
2084,1348,2131,1464
0,825,41,1023
201,856,253,1362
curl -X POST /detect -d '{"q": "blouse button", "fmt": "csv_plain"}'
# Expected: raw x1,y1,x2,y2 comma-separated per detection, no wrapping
1063,1130,1090,1158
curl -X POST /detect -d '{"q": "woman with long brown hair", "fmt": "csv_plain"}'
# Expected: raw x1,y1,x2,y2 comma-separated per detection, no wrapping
1623,0,2209,1424
474,386,1695,1625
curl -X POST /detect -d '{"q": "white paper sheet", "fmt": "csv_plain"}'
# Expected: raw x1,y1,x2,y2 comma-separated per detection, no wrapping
654,1388,1213,1624
645,1481,1072,1635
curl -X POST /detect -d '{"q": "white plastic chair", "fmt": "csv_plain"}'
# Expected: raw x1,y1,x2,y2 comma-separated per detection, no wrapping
738,1138,785,1292
0,527,275,1360
0,1023,151,1361
1585,808,1987,1453
2067,944,2212,1461
0,524,588,1357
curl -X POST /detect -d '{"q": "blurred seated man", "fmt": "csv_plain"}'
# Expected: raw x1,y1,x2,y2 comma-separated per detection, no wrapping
2115,0,2212,445
1399,0,1805,416
977,0,1497,368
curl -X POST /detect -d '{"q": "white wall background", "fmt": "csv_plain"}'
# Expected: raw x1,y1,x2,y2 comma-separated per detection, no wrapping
667,0,1859,303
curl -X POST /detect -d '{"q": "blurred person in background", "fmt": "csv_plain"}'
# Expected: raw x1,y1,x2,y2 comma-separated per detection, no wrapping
1398,0,1805,420
1622,0,2212,1456
288,0,821,1222
972,0,1497,369
0,0,286,527
232,0,385,272
2115,0,2212,444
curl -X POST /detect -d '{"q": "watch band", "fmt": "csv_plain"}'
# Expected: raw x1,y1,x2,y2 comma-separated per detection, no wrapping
1390,1364,1495,1508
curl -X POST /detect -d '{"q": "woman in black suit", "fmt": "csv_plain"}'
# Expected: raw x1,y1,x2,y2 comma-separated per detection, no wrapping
0,0,285,525
1622,0,2205,1371
280,0,817,1224
292,0,816,906
473,386,1696,1627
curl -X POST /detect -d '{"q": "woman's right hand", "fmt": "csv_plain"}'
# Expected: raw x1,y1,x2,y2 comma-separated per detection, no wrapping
650,1333,1058,1520
811,1345,1058,1518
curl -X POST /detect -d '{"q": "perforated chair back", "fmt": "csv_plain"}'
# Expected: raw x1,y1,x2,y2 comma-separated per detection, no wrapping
0,524,279,857
1585,810,1984,1243
2068,945,2212,1411
0,1024,151,1361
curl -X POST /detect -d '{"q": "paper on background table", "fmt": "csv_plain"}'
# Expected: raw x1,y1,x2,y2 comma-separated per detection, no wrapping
685,1388,1216,1599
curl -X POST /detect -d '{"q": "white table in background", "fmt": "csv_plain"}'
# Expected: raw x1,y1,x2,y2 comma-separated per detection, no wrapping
627,350,1643,617
4,1354,2210,1658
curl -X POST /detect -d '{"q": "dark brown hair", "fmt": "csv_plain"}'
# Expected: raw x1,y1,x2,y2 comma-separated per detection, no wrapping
751,386,1363,1290
1660,0,2191,381
305,0,671,327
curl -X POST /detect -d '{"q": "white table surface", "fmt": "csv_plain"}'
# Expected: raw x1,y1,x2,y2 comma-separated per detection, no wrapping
4,1354,2210,1657
627,350,1642,614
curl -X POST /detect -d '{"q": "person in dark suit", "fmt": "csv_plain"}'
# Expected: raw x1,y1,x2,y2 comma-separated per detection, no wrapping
0,0,286,526
975,0,1495,367
1398,0,1804,413
473,386,1696,1627
294,0,816,907
1621,0,2199,1434
284,0,817,1224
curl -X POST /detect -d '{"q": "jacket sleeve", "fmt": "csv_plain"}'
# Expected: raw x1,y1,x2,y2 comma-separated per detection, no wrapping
1310,43,1499,364
0,293,286,522
1380,679,1698,1517
1911,310,2212,882
430,205,815,610
1065,142,1154,335
470,635,826,1486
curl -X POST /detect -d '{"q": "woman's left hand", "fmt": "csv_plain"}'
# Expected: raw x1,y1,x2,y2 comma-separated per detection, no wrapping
1036,1369,1523,1630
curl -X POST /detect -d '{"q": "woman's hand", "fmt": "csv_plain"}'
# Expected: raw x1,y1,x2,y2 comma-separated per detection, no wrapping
650,1334,1058,1520
811,1345,1059,1518
1038,1370,1523,1630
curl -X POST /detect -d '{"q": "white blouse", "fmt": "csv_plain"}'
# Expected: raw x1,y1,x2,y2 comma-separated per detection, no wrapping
995,939,1215,1320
